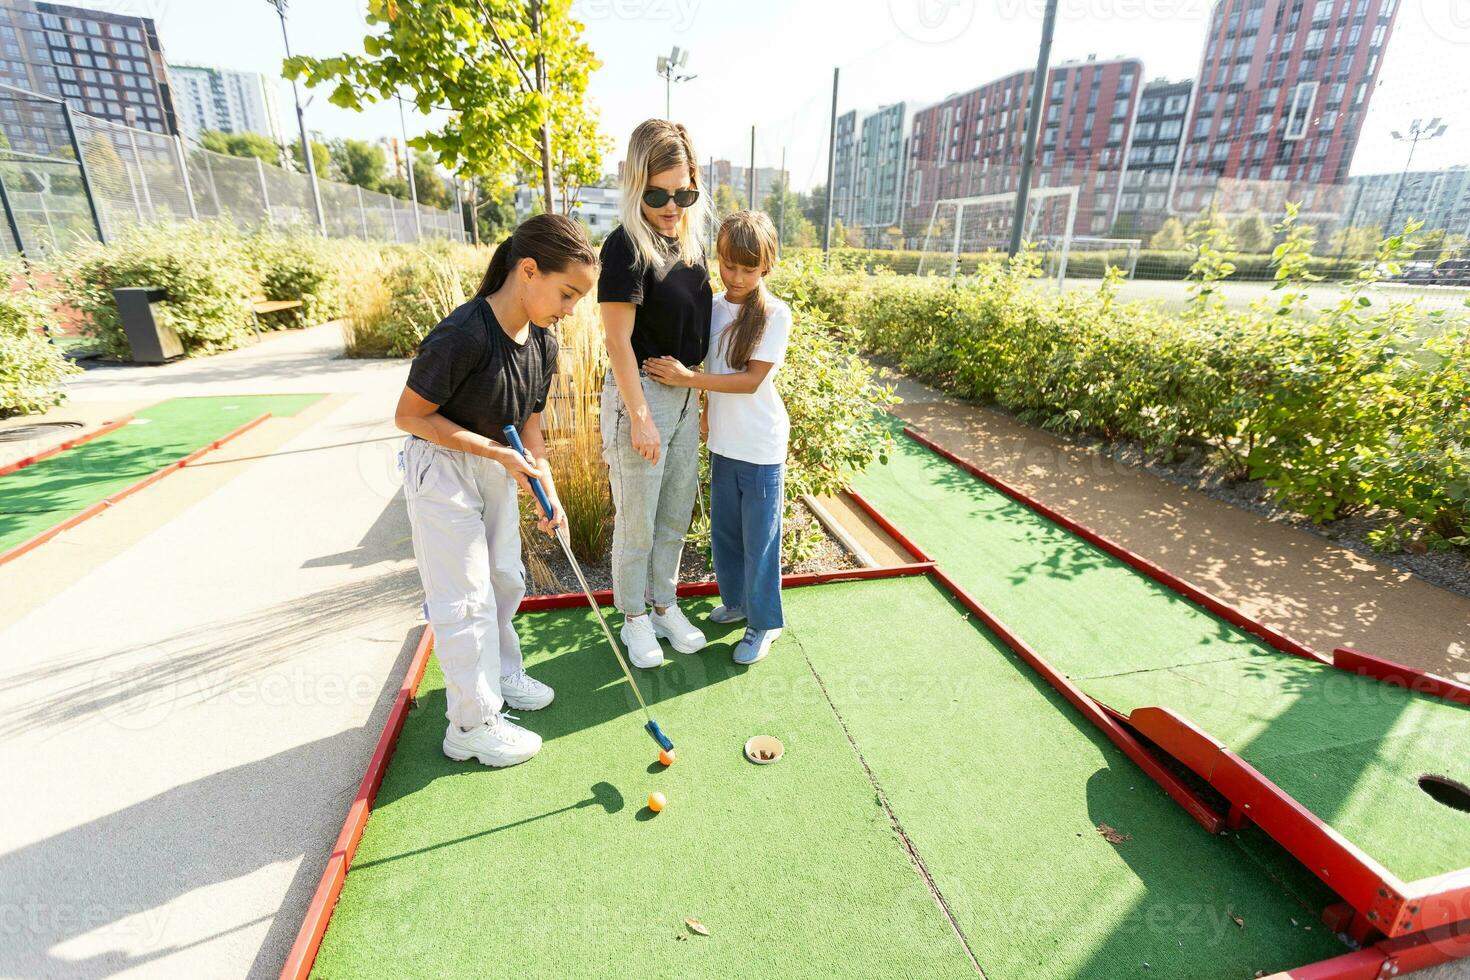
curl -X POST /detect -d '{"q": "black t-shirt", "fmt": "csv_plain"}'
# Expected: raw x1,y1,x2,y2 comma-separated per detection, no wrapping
597,224,712,367
405,298,558,445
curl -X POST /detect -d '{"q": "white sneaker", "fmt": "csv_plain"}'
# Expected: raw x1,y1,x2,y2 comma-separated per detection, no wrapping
651,603,707,654
621,614,664,668
442,712,541,767
500,667,554,710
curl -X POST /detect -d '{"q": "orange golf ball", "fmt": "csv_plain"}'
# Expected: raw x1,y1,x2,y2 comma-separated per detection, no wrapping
648,792,666,813
658,749,675,767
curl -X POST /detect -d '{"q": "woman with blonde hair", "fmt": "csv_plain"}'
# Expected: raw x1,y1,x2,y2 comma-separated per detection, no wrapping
598,119,713,668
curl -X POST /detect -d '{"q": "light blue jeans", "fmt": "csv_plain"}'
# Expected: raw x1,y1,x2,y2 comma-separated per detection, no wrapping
710,452,784,631
601,371,701,616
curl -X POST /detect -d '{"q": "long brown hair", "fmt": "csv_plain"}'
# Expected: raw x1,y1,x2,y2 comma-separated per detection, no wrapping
475,213,597,299
716,210,780,370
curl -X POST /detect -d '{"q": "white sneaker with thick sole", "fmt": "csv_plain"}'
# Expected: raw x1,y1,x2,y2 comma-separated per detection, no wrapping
651,604,707,654
442,712,541,767
621,614,664,668
500,667,554,710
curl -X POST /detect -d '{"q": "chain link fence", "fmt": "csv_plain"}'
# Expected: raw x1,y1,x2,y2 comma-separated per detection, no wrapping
0,82,465,259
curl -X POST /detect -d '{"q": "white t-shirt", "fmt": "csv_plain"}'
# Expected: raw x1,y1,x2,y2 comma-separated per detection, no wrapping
706,290,791,465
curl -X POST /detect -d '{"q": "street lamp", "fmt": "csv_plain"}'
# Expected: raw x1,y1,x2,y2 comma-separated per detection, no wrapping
265,0,327,234
1386,117,1448,235
655,46,696,120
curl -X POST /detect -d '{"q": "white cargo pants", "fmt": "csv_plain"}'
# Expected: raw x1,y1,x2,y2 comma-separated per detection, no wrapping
398,434,526,731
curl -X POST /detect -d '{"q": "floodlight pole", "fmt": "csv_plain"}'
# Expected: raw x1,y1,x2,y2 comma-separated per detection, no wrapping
1387,119,1447,236
822,67,839,255
1009,0,1058,257
268,0,327,234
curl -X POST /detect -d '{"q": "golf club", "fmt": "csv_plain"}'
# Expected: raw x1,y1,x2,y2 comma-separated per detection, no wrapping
503,425,674,752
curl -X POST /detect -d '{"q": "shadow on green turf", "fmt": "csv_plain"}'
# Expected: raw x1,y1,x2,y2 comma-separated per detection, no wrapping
371,601,750,811
352,781,627,871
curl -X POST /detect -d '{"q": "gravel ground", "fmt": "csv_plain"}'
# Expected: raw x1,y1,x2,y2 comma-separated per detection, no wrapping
1089,436,1470,600
522,499,858,597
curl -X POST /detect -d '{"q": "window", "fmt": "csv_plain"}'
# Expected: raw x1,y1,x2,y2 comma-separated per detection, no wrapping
1194,117,1212,139
1051,79,1065,99
1108,122,1124,143
1232,62,1250,85
1153,144,1176,163
1119,73,1134,95
1159,119,1182,139
1165,95,1188,114
1139,97,1159,116
1129,145,1151,164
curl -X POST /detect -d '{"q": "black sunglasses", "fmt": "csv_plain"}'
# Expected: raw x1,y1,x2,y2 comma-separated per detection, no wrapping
642,187,700,208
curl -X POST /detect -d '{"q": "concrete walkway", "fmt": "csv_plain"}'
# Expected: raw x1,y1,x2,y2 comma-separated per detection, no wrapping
0,324,423,978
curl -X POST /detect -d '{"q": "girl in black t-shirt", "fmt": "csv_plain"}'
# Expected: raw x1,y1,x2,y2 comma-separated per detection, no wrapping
598,119,714,670
395,214,597,769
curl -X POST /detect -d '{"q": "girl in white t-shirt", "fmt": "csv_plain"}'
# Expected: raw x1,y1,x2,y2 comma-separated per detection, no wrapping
645,210,790,665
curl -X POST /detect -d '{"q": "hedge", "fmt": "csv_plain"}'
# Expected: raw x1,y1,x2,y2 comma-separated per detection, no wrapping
0,263,81,417
770,245,1470,554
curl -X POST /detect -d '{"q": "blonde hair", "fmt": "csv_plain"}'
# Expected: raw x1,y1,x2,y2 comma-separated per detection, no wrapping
619,119,708,273
716,210,780,371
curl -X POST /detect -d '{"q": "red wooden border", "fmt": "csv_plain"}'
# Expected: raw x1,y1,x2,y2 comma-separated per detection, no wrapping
900,425,1327,664
279,625,436,980
0,412,272,567
1332,647,1470,708
0,414,134,478
1270,918,1470,979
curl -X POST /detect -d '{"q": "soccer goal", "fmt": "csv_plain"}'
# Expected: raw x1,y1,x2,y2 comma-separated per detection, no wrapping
914,185,1079,284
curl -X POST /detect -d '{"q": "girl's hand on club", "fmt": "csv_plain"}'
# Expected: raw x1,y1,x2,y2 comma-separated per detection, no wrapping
494,445,541,481
644,356,695,387
630,410,661,465
536,495,565,538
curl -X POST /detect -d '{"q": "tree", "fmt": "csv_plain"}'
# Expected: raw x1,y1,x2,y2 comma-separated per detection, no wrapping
289,137,332,178
830,217,849,248
1327,224,1383,260
801,183,827,229
1229,212,1272,253
1150,217,1186,250
330,138,387,190
200,130,281,165
412,154,454,209
713,182,745,218
285,0,605,214
1186,206,1231,249
761,177,811,247
550,99,611,214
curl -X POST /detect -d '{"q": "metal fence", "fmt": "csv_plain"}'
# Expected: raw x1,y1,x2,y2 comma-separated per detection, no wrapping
0,82,464,259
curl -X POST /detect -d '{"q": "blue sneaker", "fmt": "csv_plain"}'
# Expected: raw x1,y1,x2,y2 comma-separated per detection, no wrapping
709,604,745,624
733,627,782,665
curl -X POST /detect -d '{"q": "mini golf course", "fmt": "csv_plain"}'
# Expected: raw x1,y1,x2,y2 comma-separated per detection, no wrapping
291,423,1470,979
0,394,322,563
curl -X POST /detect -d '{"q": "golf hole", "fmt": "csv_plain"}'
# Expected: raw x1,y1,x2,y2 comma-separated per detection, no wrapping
1419,774,1470,813
744,735,784,765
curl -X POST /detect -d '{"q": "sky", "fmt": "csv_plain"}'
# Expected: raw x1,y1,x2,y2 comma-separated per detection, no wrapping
94,0,1470,190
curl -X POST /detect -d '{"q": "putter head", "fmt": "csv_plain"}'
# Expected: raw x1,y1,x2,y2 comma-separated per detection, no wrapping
645,720,674,752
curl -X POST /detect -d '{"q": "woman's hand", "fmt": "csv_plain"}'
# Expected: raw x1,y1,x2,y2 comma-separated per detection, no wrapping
536,493,566,538
629,409,661,465
644,356,696,387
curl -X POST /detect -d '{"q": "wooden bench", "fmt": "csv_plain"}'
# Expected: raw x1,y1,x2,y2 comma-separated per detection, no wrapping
250,296,305,336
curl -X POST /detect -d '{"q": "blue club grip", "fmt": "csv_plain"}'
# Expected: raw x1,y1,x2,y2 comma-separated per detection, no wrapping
645,720,674,752
502,425,555,520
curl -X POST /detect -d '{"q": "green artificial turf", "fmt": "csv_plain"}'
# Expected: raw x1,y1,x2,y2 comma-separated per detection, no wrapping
785,577,1342,979
0,394,322,554
313,582,1346,979
311,595,979,980
852,426,1470,884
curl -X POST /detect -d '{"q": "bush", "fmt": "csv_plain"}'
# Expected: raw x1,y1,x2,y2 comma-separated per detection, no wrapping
247,232,362,327
773,233,1470,554
0,267,80,417
49,221,260,359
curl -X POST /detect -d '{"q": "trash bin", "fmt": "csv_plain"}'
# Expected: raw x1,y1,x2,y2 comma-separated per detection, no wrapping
113,287,181,364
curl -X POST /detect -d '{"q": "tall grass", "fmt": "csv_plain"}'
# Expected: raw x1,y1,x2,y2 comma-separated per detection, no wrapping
540,302,613,565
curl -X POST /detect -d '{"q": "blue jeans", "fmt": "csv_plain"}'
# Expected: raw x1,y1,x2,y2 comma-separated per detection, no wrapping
709,452,784,630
